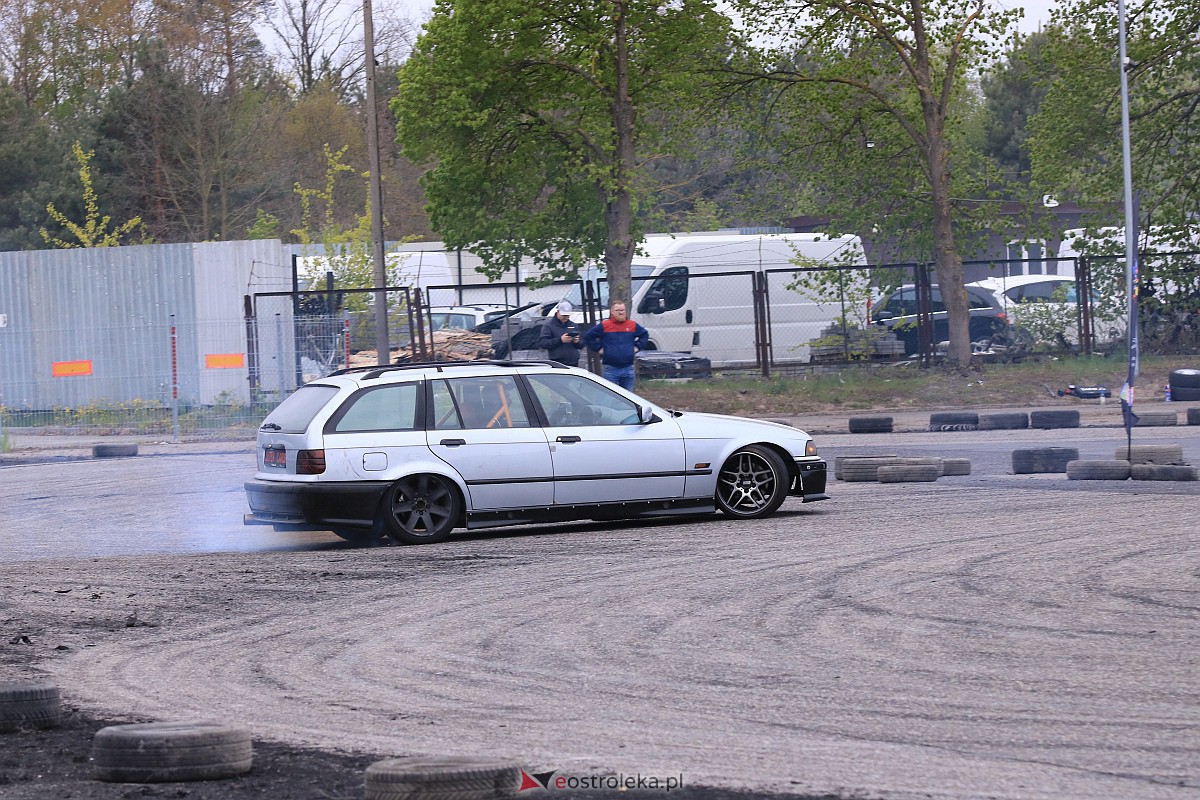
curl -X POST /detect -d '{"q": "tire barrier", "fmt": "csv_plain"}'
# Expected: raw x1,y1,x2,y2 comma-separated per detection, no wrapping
1130,464,1200,481
1172,386,1200,401
877,464,941,483
92,721,253,783
1012,447,1079,474
1135,411,1177,427
93,443,139,458
1113,444,1186,465
838,456,905,482
928,411,979,431
978,412,1029,430
364,756,521,800
1168,367,1200,388
848,415,894,433
1030,409,1080,429
1066,459,1132,481
0,681,61,732
941,457,972,476
1189,407,1200,426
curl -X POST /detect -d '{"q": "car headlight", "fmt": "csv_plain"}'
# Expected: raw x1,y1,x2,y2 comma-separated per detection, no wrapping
805,440,818,457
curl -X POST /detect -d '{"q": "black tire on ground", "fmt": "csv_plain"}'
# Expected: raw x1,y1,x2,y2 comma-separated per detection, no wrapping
1113,444,1185,464
877,464,940,483
93,443,138,458
0,682,61,732
1135,411,1177,427
941,457,972,476
848,416,894,433
715,445,790,518
92,721,253,783
365,757,521,800
978,412,1029,430
928,412,980,430
380,474,463,545
1030,409,1080,429
1012,447,1080,474
1189,407,1200,426
1066,459,1131,481
1172,386,1200,402
838,456,904,482
834,454,898,481
898,456,945,475
1131,464,1200,481
1168,367,1200,389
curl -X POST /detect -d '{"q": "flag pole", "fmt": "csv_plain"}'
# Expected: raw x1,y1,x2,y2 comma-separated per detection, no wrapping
1117,0,1139,459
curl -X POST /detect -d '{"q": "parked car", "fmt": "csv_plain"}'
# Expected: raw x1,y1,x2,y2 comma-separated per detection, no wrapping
871,284,1014,356
244,361,828,545
965,275,1124,347
426,304,517,332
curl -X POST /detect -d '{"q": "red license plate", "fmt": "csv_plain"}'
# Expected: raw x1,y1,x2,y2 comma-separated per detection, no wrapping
264,448,286,468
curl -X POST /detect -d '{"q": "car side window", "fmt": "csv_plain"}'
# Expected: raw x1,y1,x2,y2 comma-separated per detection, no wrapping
525,373,641,427
432,376,531,430
330,383,419,432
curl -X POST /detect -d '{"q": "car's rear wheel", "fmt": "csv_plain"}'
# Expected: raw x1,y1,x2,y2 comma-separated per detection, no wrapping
715,445,789,519
380,475,461,545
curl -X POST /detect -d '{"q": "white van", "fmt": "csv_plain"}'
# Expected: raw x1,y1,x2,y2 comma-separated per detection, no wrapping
560,232,868,365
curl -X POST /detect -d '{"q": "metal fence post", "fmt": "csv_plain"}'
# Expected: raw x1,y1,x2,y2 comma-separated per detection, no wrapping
169,317,180,443
275,313,285,399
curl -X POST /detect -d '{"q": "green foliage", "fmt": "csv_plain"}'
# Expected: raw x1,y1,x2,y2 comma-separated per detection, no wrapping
1029,0,1200,238
40,141,143,248
393,0,733,300
247,208,280,239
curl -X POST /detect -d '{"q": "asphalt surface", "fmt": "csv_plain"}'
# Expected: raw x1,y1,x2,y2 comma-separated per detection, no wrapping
1,400,1198,799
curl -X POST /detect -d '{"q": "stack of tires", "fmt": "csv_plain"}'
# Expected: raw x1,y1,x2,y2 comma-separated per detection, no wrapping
1169,368,1200,401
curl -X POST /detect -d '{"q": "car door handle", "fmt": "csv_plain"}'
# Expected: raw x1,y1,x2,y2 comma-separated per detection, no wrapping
439,438,466,447
556,435,581,444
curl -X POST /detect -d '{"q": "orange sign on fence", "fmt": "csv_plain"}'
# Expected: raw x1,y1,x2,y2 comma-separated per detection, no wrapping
51,359,93,377
205,353,245,369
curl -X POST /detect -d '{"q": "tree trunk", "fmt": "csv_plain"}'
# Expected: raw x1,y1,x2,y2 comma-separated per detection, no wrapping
603,0,635,307
926,115,971,370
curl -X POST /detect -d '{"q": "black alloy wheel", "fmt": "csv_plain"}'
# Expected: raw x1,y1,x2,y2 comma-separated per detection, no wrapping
715,445,790,519
381,474,462,545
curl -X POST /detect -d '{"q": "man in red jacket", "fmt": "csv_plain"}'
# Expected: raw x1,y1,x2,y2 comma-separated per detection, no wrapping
583,300,649,391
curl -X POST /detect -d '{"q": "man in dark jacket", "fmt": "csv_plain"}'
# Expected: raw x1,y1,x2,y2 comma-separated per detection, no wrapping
583,300,649,391
537,301,584,366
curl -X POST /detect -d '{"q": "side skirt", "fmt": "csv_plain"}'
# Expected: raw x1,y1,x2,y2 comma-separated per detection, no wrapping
466,498,716,530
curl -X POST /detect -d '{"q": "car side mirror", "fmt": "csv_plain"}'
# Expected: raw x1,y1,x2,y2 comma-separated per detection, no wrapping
638,405,655,424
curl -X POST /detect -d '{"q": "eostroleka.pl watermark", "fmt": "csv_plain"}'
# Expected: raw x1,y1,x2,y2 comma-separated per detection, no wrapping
519,769,685,793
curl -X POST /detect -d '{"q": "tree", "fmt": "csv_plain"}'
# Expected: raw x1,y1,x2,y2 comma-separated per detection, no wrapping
392,0,732,305
729,0,1021,369
40,141,143,247
1029,0,1200,242
982,31,1051,185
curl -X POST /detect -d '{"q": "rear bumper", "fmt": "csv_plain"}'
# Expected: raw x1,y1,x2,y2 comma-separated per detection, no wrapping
244,479,388,530
791,459,829,502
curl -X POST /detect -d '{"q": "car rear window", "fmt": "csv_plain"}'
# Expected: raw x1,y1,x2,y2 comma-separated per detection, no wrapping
260,385,339,433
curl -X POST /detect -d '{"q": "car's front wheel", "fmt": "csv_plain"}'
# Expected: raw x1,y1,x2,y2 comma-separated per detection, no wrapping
715,445,789,519
380,474,462,545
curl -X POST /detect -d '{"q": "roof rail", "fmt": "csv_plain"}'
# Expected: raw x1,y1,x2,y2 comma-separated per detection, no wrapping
331,359,571,381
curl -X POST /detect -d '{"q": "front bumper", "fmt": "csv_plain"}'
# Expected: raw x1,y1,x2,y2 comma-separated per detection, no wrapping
791,459,829,502
244,479,388,530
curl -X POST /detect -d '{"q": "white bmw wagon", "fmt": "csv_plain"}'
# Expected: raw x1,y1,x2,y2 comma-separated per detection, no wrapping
244,361,828,545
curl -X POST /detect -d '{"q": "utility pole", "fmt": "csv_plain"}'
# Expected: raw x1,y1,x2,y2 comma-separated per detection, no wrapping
364,0,389,365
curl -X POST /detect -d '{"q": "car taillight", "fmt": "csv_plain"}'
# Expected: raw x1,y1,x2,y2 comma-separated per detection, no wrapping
296,449,326,475
997,312,1008,323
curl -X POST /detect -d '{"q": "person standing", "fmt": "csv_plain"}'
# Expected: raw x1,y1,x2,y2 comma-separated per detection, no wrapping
584,300,649,391
537,301,584,366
